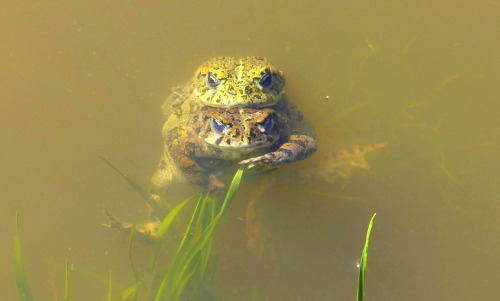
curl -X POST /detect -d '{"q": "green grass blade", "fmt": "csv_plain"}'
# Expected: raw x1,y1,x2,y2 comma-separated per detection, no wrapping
357,213,376,301
100,156,166,219
172,196,216,297
14,211,34,301
172,256,200,301
163,212,221,300
155,191,209,300
65,259,70,301
112,283,141,301
200,196,215,229
175,190,209,253
128,217,139,301
158,167,245,300
145,255,161,301
146,192,201,296
198,197,216,280
148,192,201,271
156,193,200,239
219,167,244,214
145,191,203,298
157,189,182,243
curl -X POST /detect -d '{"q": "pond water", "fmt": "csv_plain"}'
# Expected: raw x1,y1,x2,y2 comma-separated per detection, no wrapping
1,1,499,300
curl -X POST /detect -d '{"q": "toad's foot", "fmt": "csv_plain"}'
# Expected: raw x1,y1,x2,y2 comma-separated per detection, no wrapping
239,155,270,169
208,173,225,191
101,210,160,244
239,153,286,169
239,135,316,169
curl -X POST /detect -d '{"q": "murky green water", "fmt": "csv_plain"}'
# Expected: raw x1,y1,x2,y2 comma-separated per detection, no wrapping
2,1,499,300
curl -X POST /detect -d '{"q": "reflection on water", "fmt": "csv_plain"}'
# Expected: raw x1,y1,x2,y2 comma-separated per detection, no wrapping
1,1,499,300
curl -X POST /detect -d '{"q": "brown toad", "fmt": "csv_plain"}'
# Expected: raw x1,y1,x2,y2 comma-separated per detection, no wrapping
151,98,316,191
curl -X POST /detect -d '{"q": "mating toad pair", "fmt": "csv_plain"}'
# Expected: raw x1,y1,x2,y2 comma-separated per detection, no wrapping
150,56,317,195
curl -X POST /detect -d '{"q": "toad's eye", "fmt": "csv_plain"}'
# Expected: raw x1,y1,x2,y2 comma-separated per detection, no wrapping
212,117,228,133
207,72,222,89
257,116,274,132
257,69,273,90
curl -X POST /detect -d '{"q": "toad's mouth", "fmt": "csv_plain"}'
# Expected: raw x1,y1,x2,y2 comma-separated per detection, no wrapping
208,142,273,152
205,138,276,152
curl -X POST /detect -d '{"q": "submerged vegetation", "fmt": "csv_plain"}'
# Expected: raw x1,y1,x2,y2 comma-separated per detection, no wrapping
14,211,34,301
357,213,376,301
14,166,376,301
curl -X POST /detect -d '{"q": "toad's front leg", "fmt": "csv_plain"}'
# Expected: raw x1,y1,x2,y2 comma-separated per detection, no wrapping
169,151,222,189
239,134,317,168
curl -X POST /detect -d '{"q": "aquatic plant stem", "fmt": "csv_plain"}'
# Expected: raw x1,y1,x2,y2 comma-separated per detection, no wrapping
155,167,244,301
14,211,34,301
357,213,376,301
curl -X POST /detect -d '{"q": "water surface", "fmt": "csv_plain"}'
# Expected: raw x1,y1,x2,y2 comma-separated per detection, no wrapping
1,1,499,300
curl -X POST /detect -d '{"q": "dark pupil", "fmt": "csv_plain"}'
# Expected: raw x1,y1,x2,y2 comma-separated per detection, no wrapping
207,72,221,89
259,117,274,131
258,71,273,89
212,117,227,133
